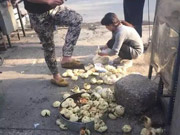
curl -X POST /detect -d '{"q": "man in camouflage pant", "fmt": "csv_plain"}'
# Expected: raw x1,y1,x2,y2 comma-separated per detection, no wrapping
24,0,83,86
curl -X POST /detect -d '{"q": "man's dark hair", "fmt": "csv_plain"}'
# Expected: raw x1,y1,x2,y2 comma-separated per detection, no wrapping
101,12,120,26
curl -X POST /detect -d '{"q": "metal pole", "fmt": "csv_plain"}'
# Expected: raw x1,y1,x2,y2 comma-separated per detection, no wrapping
148,65,153,79
6,35,11,47
147,0,151,39
147,0,154,79
16,3,26,37
158,77,164,102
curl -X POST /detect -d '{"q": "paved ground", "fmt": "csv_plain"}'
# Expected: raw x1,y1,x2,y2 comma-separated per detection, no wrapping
0,25,160,135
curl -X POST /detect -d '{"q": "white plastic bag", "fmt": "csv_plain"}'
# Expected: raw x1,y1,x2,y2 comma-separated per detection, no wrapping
94,63,107,72
93,46,110,65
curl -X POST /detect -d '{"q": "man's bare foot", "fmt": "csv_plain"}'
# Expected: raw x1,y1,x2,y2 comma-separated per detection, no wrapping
60,56,83,69
61,56,74,64
53,74,62,81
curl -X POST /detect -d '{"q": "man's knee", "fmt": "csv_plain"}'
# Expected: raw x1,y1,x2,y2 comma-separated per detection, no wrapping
131,50,142,59
73,13,83,26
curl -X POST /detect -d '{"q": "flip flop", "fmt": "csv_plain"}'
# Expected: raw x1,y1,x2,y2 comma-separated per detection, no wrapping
51,78,69,87
61,59,84,69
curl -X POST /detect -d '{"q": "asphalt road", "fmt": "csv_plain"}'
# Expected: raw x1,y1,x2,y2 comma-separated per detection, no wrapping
0,25,156,135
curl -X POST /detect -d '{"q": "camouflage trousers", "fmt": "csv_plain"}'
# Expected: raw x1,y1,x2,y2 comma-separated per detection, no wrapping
29,6,83,75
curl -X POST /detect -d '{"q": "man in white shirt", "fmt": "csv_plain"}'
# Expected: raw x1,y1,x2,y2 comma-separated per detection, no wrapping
98,13,143,62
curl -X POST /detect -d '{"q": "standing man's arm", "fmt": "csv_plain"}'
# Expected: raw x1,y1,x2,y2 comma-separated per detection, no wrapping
27,0,64,6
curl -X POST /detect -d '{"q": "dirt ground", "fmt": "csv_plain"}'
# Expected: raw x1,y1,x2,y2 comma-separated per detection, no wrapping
0,24,165,135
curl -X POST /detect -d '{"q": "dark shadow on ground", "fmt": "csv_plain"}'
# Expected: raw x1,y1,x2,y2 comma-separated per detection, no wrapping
1,45,98,60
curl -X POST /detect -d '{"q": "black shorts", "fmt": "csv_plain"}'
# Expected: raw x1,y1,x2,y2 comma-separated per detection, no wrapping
107,39,133,60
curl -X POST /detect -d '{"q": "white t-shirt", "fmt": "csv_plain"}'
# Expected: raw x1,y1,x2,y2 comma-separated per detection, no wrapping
107,24,144,58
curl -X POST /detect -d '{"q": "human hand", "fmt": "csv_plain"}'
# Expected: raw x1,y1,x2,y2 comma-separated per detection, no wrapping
100,45,108,51
98,52,108,56
47,0,64,7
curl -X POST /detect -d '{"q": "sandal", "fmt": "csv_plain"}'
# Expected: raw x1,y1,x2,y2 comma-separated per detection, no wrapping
51,78,69,87
61,59,84,69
